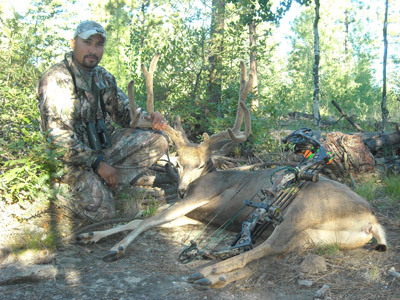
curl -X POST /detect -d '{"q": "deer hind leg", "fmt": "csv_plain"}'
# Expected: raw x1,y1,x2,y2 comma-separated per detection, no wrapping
188,222,310,289
306,220,388,251
192,267,253,290
368,222,387,251
188,220,389,289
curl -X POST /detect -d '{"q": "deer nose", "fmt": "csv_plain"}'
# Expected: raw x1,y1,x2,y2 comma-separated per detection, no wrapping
178,189,186,199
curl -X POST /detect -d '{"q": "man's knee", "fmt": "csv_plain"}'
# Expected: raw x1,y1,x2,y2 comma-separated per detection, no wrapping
74,203,116,222
67,171,116,222
111,128,168,154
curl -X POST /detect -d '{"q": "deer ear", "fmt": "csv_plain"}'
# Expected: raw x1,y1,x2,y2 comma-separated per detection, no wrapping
202,133,210,141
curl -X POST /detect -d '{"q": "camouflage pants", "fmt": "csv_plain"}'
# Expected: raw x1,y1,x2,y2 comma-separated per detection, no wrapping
63,128,169,221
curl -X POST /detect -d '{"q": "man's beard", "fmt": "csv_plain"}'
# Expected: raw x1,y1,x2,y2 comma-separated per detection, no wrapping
82,55,99,69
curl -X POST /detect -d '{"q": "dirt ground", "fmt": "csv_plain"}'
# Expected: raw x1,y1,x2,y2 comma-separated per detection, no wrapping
0,201,400,300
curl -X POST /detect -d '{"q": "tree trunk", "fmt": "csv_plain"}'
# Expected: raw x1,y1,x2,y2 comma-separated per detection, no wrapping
312,0,321,128
191,30,206,101
137,2,150,76
249,20,258,111
208,0,225,116
381,0,389,132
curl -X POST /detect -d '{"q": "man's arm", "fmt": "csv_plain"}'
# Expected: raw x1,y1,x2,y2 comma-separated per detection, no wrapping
38,67,102,171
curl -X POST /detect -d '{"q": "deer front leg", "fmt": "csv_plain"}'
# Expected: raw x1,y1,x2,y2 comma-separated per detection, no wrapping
76,216,201,246
103,196,211,262
76,219,143,245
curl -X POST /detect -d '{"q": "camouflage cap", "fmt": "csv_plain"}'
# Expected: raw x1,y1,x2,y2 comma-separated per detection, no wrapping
74,21,106,40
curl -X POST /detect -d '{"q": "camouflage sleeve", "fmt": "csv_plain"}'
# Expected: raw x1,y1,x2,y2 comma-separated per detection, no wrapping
100,73,132,128
38,67,99,169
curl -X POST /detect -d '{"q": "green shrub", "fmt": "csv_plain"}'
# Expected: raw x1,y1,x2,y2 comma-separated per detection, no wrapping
355,177,378,201
142,198,159,218
0,88,65,204
382,174,400,201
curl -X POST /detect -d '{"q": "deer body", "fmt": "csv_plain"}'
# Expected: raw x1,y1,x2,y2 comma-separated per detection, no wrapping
183,169,269,229
184,169,377,235
77,165,387,288
76,55,387,289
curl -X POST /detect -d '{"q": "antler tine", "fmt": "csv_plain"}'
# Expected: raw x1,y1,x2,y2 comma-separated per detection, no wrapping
203,61,253,146
141,53,161,115
239,61,247,94
232,61,253,133
227,101,251,142
228,71,253,142
128,80,152,128
149,53,161,73
139,53,189,149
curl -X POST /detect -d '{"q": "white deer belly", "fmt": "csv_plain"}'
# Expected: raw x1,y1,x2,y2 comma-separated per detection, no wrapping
305,228,373,249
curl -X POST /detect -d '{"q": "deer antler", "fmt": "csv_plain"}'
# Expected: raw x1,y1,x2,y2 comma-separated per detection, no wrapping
137,54,188,149
133,55,253,154
141,53,160,115
202,61,253,148
128,54,163,128
231,61,253,137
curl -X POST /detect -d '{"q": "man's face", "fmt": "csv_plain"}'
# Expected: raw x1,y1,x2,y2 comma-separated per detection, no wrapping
71,34,105,71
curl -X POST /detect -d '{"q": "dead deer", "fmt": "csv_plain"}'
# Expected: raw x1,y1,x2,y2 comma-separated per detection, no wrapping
76,54,387,289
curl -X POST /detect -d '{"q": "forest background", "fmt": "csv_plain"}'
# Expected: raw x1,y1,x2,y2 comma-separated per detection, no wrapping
0,0,400,208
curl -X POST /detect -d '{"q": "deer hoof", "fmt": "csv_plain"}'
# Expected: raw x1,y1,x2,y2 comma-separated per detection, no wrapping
187,272,204,283
193,278,212,286
76,232,96,245
192,283,210,291
103,249,122,262
375,244,388,252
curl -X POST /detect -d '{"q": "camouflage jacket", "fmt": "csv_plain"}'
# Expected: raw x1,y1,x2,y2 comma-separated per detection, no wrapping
37,52,133,169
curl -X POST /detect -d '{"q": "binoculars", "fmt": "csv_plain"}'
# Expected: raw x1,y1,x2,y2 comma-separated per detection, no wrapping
87,119,112,150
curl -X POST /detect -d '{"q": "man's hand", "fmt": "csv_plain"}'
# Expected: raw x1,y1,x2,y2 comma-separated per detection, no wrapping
97,162,119,189
146,111,167,131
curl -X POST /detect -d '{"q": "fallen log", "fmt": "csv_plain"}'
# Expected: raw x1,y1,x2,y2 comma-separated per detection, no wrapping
322,130,400,177
322,132,375,179
358,131,400,155
269,129,400,179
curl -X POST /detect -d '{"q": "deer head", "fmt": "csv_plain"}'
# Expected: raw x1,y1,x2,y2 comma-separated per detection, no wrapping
129,55,254,197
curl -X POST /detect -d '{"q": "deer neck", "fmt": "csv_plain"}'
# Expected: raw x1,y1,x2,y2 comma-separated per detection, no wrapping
203,159,217,175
